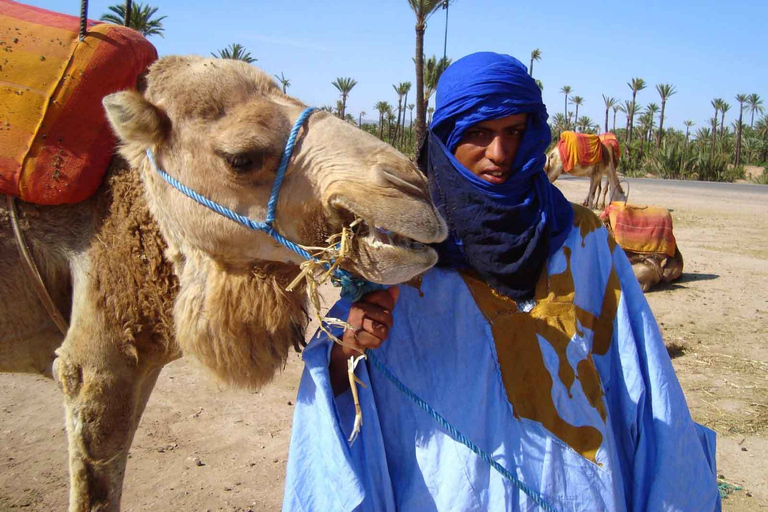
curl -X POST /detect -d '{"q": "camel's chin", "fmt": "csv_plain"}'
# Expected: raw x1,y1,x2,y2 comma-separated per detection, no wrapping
349,238,438,285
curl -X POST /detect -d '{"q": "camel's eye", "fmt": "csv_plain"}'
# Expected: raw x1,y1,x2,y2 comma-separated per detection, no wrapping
223,152,261,173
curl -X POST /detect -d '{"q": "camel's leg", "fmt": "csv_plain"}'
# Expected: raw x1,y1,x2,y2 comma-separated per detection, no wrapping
584,173,600,209
595,176,604,209
54,269,163,512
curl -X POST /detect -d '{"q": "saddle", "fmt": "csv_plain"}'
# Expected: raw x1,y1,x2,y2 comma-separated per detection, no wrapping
600,202,677,257
0,0,157,205
556,131,603,173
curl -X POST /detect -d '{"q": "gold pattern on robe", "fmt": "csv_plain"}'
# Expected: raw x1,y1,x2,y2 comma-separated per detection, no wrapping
458,205,621,463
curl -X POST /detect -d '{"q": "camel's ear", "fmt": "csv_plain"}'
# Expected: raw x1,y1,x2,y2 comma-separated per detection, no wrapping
103,90,170,147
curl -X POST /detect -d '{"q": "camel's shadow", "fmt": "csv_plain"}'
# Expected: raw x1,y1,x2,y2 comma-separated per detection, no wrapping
648,272,720,292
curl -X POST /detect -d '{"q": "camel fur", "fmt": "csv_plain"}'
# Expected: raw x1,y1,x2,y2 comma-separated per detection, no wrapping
0,56,447,511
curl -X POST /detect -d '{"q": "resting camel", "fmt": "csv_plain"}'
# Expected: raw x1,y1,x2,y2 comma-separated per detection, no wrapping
600,203,684,292
0,56,447,511
545,131,624,209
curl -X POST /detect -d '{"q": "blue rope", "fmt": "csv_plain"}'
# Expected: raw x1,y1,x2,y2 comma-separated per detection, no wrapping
266,107,316,225
144,107,382,302
365,349,560,512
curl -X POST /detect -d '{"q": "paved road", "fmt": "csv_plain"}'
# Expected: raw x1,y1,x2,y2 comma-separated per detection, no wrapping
559,175,768,195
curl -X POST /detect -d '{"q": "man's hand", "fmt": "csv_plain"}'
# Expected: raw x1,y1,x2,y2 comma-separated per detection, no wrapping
329,286,400,395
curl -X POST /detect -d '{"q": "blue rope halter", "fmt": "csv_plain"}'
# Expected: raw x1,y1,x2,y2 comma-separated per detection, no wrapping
145,106,384,302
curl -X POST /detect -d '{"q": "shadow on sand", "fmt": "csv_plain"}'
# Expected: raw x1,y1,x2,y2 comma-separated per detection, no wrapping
648,272,719,292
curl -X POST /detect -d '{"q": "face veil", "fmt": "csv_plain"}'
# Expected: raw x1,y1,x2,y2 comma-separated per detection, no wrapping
421,52,574,301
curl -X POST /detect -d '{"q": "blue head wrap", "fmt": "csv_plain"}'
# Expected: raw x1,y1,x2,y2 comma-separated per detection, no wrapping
421,52,574,300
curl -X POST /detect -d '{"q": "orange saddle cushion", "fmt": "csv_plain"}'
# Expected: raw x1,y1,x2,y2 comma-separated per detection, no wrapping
600,202,677,257
0,0,157,204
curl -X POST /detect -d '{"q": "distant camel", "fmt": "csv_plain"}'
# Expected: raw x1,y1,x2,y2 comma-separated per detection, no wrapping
1,56,446,511
545,131,624,208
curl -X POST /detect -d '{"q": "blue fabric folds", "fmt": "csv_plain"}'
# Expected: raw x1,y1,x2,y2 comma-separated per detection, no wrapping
423,52,573,300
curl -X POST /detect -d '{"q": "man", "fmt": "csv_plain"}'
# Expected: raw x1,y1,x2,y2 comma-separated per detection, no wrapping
283,52,720,511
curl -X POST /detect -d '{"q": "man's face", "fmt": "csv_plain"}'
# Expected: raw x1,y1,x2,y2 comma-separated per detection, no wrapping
453,113,528,185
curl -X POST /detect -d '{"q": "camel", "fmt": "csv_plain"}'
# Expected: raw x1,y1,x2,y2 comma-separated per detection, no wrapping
545,131,624,209
625,248,684,292
0,56,447,511
600,202,684,292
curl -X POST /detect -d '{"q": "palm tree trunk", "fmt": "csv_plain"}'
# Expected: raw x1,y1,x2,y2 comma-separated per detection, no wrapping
341,94,347,120
400,91,409,146
124,0,132,27
736,106,744,165
612,110,617,132
378,113,384,139
574,105,580,130
719,111,725,139
529,58,534,77
628,93,637,160
657,101,666,147
711,107,718,159
414,18,426,152
604,107,609,133
563,95,568,130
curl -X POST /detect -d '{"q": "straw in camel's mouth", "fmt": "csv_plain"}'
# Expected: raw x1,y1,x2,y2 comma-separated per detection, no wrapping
355,222,430,252
331,203,432,254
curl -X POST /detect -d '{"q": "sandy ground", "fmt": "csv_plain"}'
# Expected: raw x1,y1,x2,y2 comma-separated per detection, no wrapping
1,177,766,511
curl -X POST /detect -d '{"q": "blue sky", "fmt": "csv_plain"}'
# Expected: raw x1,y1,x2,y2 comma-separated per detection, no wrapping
31,0,768,131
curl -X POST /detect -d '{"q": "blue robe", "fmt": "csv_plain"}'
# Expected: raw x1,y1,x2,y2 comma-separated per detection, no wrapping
283,206,720,512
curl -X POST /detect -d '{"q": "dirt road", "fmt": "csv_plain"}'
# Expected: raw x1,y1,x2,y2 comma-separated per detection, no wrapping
1,177,765,511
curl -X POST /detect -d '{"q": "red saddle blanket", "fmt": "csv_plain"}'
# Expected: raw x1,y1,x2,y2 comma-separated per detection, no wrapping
0,0,157,205
600,202,677,257
599,132,621,161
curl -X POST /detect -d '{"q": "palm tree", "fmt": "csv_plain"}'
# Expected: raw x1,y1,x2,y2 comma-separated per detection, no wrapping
626,78,647,158
710,99,721,157
612,104,623,132
535,79,544,91
408,0,448,148
560,86,572,130
427,106,435,125
735,94,748,165
569,96,584,130
100,2,166,37
213,43,256,63
374,101,390,139
719,101,730,139
577,116,595,134
274,72,291,93
358,110,366,127
551,113,567,137
332,77,358,120
602,95,616,133
747,94,764,128
655,83,677,147
644,103,660,145
392,82,411,146
399,82,411,146
423,56,451,113
683,120,694,145
529,48,541,78
408,103,416,146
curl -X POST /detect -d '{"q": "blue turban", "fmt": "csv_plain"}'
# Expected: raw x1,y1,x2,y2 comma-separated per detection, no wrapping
421,52,574,300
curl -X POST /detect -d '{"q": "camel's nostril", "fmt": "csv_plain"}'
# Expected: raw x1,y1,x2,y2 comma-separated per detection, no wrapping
375,166,429,199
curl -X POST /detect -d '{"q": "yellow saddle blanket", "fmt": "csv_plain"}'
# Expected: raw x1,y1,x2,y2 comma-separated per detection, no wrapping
556,131,603,173
0,0,156,204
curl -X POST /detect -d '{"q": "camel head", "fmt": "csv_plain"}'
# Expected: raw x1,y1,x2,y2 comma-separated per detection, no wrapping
103,55,446,285
102,56,447,388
